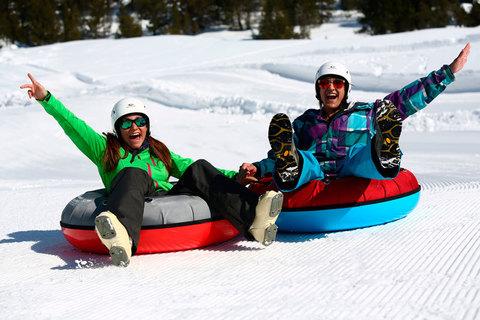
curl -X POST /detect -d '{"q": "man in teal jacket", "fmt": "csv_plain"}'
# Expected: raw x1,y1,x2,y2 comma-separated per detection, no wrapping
240,43,471,191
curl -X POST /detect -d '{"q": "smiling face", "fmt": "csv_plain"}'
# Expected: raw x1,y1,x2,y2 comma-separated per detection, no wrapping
317,76,347,116
118,114,148,150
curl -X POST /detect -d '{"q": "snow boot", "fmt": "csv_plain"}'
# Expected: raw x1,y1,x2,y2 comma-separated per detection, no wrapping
375,100,403,169
249,191,284,246
268,113,299,183
95,211,132,267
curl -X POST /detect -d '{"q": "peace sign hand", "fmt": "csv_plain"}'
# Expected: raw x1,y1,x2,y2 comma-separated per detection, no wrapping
20,73,48,100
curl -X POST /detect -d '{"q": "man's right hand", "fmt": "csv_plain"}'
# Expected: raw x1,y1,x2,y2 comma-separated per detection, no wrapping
237,163,258,185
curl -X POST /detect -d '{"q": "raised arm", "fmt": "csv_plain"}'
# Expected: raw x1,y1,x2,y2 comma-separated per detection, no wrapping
20,74,107,165
384,43,471,119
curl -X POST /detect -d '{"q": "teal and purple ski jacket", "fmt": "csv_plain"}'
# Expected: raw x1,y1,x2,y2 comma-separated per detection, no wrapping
254,65,455,183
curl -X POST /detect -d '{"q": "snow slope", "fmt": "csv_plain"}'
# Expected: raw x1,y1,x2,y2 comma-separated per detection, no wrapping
1,19,480,320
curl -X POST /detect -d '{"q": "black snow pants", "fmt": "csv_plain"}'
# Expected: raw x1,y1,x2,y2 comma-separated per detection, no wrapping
107,159,259,254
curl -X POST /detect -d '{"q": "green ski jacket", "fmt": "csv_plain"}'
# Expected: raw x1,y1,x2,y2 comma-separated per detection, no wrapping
39,94,237,191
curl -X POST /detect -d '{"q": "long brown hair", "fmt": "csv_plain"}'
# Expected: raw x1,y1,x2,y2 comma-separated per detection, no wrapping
102,133,172,173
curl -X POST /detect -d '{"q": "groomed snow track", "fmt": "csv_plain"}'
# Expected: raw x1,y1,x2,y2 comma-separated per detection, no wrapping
0,174,479,319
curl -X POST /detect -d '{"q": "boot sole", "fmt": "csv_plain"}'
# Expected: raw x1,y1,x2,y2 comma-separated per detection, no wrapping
376,102,402,167
95,213,131,267
269,193,284,217
94,215,117,240
262,193,283,246
269,113,294,161
263,224,278,246
379,109,402,153
110,246,130,267
269,114,298,180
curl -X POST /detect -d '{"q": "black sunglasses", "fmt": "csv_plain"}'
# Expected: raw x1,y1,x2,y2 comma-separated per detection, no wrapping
119,117,147,130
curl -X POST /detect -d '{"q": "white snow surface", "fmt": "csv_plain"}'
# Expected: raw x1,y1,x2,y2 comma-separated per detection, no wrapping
1,20,480,319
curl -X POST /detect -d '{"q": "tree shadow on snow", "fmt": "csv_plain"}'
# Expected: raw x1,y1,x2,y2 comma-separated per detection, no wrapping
0,230,111,270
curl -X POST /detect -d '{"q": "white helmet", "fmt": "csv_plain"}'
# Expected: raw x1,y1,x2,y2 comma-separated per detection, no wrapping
314,61,352,100
111,97,149,133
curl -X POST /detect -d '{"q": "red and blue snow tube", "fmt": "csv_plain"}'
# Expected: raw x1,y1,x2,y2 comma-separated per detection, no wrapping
60,191,239,254
250,169,420,232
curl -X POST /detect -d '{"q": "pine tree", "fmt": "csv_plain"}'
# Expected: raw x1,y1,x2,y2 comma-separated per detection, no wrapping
296,0,333,38
220,0,235,29
472,1,480,26
183,10,197,34
4,1,29,45
340,0,359,10
163,0,218,35
258,0,332,39
131,0,167,35
359,0,463,35
453,2,470,26
418,0,459,29
245,0,260,29
221,0,249,30
358,0,410,34
169,1,183,34
257,0,275,38
117,3,143,38
25,0,60,45
257,0,294,39
467,1,480,26
84,0,112,39
181,0,219,34
0,1,11,44
59,0,82,42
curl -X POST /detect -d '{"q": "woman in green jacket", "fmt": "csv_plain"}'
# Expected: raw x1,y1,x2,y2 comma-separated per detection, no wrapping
21,74,283,267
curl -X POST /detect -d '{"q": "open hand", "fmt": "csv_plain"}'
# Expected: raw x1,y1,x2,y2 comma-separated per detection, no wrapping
450,43,470,74
20,73,48,100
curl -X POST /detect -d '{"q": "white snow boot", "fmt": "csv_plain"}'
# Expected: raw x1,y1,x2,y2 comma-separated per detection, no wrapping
95,211,132,267
249,191,284,246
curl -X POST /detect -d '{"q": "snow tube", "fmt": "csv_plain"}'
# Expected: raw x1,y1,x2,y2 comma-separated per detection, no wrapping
250,169,420,232
60,190,239,254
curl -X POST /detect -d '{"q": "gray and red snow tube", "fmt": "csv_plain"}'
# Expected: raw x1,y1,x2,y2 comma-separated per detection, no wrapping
60,190,239,254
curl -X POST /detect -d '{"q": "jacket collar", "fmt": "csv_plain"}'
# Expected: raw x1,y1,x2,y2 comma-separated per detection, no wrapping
127,138,150,163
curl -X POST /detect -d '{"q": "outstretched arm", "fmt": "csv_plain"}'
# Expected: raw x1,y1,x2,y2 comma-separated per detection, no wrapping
20,73,48,100
384,43,471,119
450,43,470,74
20,73,107,165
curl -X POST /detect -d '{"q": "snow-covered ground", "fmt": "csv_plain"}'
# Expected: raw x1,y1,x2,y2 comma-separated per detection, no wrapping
1,18,480,319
